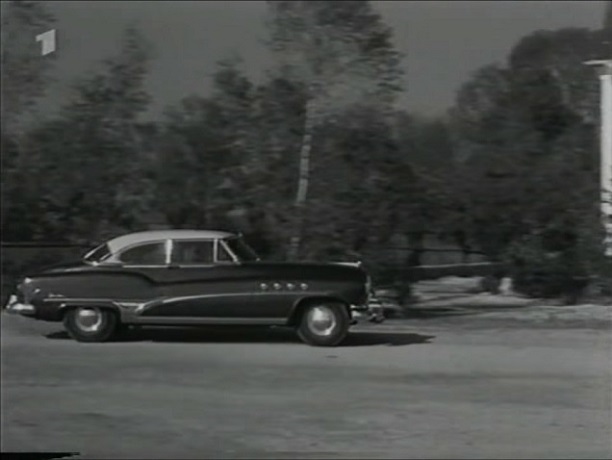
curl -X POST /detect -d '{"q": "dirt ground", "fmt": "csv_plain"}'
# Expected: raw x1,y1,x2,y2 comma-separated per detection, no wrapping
1,307,611,459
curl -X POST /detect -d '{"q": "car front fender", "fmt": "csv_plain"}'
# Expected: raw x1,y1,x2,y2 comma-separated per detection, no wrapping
287,294,352,326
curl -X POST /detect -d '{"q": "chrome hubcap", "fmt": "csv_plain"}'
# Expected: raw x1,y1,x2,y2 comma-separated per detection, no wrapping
74,307,104,333
306,306,337,336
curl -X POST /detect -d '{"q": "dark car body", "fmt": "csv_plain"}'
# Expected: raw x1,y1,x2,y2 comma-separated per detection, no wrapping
4,230,379,344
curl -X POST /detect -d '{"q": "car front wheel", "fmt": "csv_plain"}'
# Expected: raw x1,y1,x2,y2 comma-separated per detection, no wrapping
63,306,118,343
297,302,350,347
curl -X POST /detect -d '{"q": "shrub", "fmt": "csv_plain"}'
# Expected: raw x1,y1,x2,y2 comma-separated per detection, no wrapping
504,232,589,302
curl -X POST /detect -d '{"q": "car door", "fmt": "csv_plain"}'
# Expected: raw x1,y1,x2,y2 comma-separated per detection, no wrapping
108,239,171,302
139,238,257,319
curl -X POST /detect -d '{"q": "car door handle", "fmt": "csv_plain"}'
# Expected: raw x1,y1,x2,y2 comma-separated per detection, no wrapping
168,264,181,269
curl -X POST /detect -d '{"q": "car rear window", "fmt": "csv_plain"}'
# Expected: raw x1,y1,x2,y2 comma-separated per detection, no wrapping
172,240,214,265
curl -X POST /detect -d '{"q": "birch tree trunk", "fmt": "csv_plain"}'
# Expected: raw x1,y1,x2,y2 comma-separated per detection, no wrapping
288,96,316,260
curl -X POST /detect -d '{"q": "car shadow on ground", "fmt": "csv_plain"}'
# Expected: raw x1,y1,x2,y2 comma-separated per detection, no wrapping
400,307,471,319
342,331,434,346
45,326,434,347
399,302,535,320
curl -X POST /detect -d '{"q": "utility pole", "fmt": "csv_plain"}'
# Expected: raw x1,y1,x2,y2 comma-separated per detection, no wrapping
585,59,612,257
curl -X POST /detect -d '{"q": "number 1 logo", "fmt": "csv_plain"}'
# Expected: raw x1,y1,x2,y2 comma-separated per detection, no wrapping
36,29,56,56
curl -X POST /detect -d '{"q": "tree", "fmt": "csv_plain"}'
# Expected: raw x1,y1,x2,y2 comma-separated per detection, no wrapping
1,0,56,135
1,1,57,240
3,26,155,242
155,97,230,229
508,28,605,125
394,112,454,172
447,27,605,298
246,72,308,258
302,104,404,258
153,58,257,232
265,0,403,259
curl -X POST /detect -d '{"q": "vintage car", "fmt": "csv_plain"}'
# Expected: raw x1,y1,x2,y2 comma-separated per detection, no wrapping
4,230,383,346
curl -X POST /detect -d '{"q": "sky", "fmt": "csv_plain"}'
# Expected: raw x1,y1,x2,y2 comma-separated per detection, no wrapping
35,0,609,120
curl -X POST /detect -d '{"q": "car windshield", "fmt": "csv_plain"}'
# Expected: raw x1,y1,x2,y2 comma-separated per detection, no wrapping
83,243,111,263
224,236,260,262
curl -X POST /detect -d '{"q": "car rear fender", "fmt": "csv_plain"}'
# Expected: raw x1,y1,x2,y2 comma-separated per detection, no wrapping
287,295,350,327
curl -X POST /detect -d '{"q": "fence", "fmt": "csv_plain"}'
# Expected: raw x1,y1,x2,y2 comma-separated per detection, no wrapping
382,246,488,266
3,240,605,308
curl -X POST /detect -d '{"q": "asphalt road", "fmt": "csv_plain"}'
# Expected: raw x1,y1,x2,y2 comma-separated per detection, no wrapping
1,311,611,459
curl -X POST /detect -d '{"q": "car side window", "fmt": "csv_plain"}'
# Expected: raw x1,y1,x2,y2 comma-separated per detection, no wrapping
217,242,234,263
119,242,167,265
172,240,214,265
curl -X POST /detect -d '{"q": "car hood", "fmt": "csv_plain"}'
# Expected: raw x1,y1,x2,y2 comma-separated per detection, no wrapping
28,259,91,277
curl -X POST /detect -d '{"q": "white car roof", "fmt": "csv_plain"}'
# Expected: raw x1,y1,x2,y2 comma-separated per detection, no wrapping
106,230,237,253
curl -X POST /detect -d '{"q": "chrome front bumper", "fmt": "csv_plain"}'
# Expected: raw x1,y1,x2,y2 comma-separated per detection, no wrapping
4,295,36,316
350,298,385,324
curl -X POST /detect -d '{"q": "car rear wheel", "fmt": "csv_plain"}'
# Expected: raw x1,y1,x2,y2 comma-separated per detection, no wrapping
297,302,350,347
63,306,118,343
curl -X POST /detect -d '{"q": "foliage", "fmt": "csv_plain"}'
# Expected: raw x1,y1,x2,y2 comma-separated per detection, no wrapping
152,58,258,230
266,0,403,112
2,26,154,243
266,0,403,259
0,0,56,134
1,1,57,245
447,26,608,296
2,2,610,303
